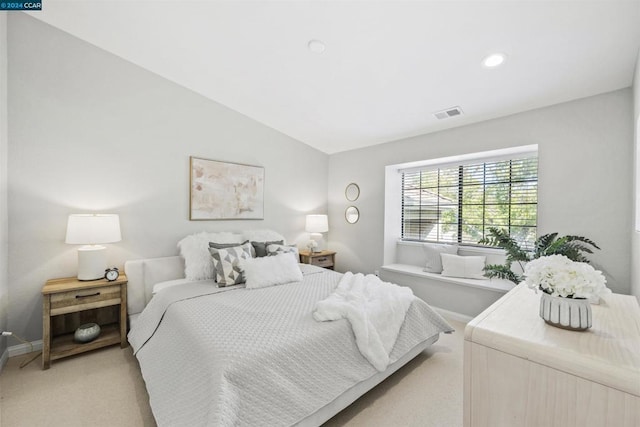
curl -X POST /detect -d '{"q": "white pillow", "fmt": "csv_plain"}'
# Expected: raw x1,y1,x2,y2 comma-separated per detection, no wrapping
177,232,244,280
266,244,299,257
241,253,303,289
422,243,458,273
440,254,486,279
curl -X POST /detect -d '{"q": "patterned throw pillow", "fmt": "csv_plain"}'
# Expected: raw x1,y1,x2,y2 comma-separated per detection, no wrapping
266,244,299,258
208,242,253,286
208,240,250,280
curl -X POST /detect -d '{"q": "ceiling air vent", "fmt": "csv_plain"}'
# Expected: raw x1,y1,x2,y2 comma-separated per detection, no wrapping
433,106,463,120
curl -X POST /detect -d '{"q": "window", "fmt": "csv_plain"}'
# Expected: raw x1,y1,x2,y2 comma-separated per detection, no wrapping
401,155,538,249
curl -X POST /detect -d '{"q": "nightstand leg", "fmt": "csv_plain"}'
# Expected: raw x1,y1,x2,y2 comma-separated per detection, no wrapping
42,297,51,370
120,284,128,348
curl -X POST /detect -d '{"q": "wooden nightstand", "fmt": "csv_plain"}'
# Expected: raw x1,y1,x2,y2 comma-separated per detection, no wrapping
42,274,128,369
299,250,336,270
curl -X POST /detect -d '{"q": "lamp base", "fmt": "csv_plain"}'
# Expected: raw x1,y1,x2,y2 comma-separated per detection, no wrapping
77,245,107,281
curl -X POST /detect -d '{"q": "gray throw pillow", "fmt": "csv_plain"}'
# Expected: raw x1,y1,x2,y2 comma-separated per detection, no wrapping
251,240,284,257
208,240,250,249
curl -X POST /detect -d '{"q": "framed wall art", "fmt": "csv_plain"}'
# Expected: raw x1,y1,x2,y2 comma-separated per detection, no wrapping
190,156,264,220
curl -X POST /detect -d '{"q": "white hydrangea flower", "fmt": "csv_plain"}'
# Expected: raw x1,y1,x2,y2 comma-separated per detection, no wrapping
523,254,609,299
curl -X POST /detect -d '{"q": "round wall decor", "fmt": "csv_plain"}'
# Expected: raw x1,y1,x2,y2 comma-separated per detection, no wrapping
345,183,360,202
345,206,360,224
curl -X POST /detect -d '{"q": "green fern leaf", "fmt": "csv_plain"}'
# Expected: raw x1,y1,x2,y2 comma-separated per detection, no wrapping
484,264,521,284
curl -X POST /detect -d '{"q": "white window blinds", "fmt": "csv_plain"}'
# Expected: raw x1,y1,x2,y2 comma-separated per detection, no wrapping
401,155,538,249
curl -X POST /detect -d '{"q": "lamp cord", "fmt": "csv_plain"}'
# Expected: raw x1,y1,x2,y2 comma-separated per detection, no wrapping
3,332,38,369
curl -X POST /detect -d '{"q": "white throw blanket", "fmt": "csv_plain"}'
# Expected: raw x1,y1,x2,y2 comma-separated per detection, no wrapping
313,272,416,371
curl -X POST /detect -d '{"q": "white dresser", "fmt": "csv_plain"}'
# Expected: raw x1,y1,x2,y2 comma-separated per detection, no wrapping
464,284,640,427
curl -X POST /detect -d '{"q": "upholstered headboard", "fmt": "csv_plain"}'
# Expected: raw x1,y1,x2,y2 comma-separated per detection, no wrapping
125,256,185,317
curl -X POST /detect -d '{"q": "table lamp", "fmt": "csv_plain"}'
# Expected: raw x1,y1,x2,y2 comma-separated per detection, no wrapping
65,214,121,280
305,214,328,253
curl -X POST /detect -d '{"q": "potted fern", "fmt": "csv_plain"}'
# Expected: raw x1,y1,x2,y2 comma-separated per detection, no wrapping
479,227,608,330
477,227,600,285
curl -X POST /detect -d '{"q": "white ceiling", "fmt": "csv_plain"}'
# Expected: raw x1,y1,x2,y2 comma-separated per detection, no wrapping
28,1,640,154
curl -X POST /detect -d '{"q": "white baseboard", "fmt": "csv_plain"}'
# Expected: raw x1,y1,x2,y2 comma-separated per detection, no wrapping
432,306,473,324
8,339,42,357
0,340,42,373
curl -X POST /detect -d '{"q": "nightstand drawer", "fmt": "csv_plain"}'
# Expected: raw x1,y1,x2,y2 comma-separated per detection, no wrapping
50,285,121,315
311,256,333,268
299,250,337,270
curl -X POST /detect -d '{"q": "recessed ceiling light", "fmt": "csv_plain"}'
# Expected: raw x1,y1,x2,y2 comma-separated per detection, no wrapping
482,53,506,68
307,39,326,54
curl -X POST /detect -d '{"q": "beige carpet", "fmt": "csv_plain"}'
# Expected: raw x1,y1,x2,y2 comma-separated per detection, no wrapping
0,318,465,427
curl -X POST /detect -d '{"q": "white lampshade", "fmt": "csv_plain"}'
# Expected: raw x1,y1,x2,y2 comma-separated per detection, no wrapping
65,214,121,244
305,214,329,233
65,214,121,281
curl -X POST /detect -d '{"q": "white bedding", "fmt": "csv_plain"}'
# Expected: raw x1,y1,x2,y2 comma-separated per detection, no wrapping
129,265,453,426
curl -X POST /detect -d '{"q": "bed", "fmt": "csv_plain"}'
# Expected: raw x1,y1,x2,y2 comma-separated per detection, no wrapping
125,233,453,427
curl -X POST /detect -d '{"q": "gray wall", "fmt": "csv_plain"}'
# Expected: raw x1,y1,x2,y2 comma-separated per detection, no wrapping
328,89,633,295
0,15,8,355
632,50,640,301
7,14,328,342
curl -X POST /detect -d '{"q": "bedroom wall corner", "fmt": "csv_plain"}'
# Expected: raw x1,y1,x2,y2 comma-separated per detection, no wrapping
631,47,640,302
0,13,9,361
6,14,328,342
328,89,634,296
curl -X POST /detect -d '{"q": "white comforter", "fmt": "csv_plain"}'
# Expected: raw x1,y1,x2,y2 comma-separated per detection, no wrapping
129,265,453,427
313,272,416,371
